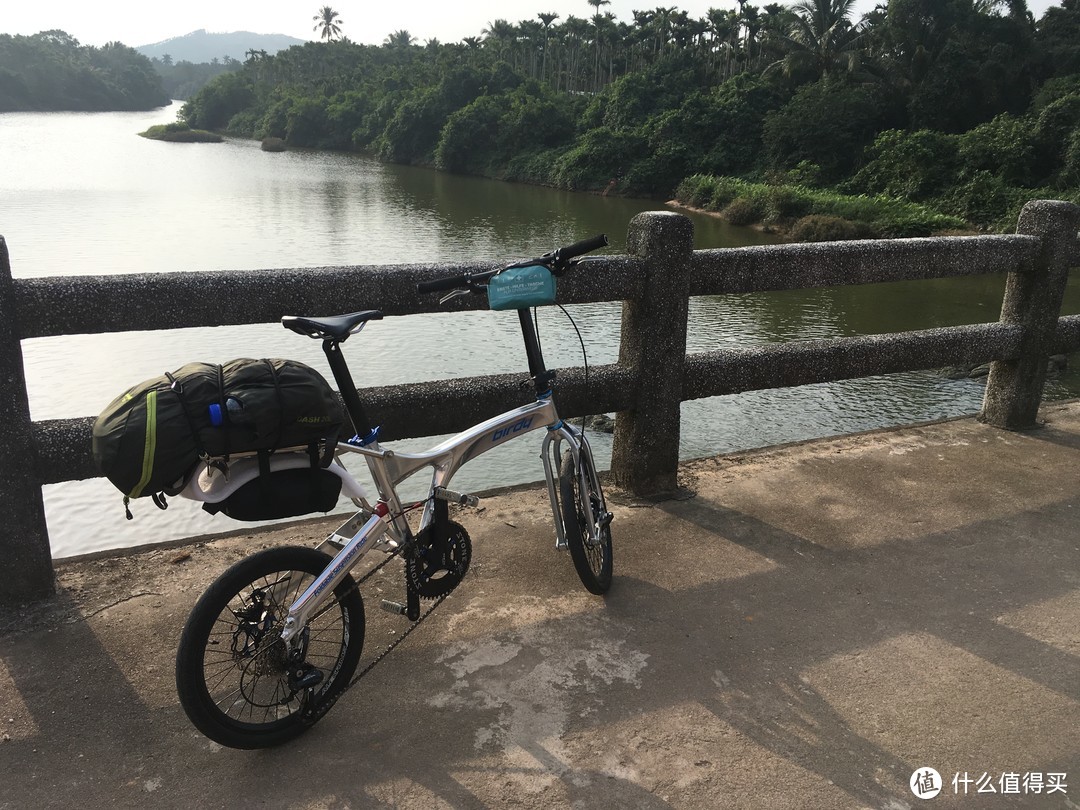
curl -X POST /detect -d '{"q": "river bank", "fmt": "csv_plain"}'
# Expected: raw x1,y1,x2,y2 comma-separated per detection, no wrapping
671,174,969,241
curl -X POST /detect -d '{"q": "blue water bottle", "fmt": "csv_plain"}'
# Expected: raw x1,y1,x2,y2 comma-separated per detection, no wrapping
208,397,243,426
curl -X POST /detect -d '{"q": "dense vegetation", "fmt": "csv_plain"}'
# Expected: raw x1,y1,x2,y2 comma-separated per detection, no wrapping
151,55,242,100
139,30,309,100
180,0,1080,233
0,30,168,112
139,122,223,142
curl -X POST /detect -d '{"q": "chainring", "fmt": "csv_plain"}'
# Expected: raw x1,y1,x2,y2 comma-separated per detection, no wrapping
405,519,472,599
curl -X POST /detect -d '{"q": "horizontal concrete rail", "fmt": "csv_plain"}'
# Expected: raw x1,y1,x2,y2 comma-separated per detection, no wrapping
3,200,1079,604
682,322,1024,400
689,234,1040,294
34,363,640,486
1053,314,1080,354
12,258,645,339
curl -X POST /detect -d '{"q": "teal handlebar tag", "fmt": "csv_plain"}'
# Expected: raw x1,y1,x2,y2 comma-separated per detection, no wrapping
487,265,556,311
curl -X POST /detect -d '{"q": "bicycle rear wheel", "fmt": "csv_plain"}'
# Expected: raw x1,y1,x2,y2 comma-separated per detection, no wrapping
559,449,613,594
175,545,364,749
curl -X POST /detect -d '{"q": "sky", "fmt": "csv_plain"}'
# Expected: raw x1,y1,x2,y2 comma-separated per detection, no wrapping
1,0,1064,50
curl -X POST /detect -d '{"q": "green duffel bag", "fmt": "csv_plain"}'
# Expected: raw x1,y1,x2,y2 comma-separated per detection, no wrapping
92,358,345,505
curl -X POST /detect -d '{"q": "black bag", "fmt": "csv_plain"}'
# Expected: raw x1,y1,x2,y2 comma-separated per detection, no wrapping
202,468,343,521
92,358,345,500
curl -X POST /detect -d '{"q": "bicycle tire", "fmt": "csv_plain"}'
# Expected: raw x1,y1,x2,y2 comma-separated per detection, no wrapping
559,449,613,595
175,545,364,749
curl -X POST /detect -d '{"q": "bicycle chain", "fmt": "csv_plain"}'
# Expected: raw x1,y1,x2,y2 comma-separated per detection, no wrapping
347,592,448,687
342,543,449,689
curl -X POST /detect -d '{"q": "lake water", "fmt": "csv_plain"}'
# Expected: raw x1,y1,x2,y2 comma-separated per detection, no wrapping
3,102,1078,558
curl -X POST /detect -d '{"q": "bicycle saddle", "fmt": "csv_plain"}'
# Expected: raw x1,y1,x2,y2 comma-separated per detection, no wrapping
281,310,384,341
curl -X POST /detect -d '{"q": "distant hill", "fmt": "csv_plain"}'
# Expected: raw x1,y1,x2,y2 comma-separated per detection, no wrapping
136,29,306,64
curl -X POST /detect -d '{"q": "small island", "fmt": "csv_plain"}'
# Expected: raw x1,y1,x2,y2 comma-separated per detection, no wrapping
139,123,223,143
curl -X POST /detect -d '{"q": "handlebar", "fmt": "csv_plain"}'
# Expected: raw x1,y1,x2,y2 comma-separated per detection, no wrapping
416,234,608,297
552,233,609,266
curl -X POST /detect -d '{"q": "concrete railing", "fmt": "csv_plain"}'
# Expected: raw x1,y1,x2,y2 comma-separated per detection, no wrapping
3,200,1079,604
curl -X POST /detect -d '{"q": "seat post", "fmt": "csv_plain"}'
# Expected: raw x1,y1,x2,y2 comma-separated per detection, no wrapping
322,339,372,438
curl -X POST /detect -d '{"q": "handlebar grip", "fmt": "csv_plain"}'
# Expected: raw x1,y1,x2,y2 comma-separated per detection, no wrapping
559,233,608,262
417,275,468,294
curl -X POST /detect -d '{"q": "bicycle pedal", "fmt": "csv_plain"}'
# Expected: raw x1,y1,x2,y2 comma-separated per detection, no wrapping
380,599,408,615
433,486,480,507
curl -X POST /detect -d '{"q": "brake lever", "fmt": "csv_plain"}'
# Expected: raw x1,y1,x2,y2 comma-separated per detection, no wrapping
438,288,471,305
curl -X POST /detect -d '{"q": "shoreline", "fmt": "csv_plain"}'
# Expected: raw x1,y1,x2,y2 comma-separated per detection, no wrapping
665,176,980,239
666,198,791,239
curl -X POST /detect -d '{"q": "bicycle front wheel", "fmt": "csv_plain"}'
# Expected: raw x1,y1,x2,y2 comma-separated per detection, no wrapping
175,545,364,749
559,449,614,595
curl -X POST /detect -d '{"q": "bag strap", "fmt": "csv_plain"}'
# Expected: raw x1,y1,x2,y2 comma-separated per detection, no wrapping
307,442,321,502
257,449,273,509
264,359,286,450
166,370,209,459
216,364,230,459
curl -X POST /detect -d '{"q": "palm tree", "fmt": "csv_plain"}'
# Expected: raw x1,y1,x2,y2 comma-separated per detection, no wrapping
766,0,866,82
707,8,739,78
482,19,518,63
538,12,560,82
560,16,592,92
384,30,416,48
518,20,545,78
313,6,344,42
587,0,611,91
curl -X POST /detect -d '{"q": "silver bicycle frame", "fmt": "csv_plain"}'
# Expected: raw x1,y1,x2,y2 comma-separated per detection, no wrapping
280,396,601,642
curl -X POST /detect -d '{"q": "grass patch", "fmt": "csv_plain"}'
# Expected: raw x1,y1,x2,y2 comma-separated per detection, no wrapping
674,174,965,239
139,123,223,143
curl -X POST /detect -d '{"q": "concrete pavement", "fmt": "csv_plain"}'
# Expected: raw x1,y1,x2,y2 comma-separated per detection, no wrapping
3,403,1080,808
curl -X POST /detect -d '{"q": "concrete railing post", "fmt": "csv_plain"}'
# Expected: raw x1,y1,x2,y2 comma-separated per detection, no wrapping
610,211,693,498
980,200,1080,429
0,236,54,604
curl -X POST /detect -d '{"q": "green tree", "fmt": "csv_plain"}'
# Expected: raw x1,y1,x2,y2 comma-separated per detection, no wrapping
1033,92,1080,177
384,30,417,48
482,19,517,63
554,126,648,190
848,129,960,200
881,0,1036,131
538,12,560,81
0,31,168,111
588,0,612,90
762,77,900,182
957,113,1041,186
1059,127,1080,187
767,0,867,83
1034,0,1080,76
436,95,504,172
181,71,253,129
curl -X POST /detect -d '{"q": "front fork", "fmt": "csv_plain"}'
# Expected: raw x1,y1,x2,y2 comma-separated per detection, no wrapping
541,423,605,550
